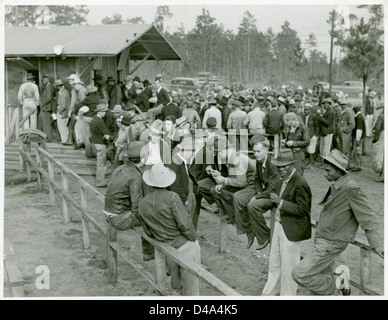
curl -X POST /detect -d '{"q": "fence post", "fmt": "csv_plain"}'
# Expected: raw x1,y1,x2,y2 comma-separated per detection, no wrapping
106,224,117,284
154,249,168,288
18,144,25,172
360,247,371,295
47,159,55,206
61,169,70,224
219,220,227,253
80,187,91,249
35,149,43,191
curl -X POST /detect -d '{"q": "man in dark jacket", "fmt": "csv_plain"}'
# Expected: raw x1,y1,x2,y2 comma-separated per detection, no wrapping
303,103,321,169
263,98,285,158
39,75,55,141
90,100,114,187
292,149,383,295
349,105,366,172
134,82,150,112
317,98,335,159
106,76,122,110
262,149,312,296
233,135,281,248
161,96,182,121
139,163,200,295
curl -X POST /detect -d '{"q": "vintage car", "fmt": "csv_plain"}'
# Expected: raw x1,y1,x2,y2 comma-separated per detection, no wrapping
170,77,200,93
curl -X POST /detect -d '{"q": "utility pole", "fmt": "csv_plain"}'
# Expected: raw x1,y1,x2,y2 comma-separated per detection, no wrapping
329,9,336,94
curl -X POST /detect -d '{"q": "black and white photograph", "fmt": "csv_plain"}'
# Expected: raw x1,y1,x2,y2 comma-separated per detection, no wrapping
1,0,386,302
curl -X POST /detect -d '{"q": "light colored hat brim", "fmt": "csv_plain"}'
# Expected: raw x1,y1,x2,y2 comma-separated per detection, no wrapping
322,155,348,173
143,168,176,188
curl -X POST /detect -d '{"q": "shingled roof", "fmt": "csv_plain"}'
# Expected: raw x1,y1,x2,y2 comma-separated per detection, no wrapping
5,24,182,60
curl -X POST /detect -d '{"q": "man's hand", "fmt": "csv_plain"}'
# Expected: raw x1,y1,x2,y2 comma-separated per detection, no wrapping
215,184,223,193
103,134,110,141
269,192,281,205
286,141,293,147
374,247,384,259
214,176,226,185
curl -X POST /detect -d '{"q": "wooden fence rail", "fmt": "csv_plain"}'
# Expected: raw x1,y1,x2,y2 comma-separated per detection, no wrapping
19,145,241,296
200,203,383,296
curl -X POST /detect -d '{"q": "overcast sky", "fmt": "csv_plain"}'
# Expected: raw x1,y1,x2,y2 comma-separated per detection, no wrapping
85,3,373,59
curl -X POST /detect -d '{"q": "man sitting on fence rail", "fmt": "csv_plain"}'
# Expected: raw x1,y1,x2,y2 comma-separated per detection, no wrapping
139,163,200,296
292,149,384,296
233,134,281,250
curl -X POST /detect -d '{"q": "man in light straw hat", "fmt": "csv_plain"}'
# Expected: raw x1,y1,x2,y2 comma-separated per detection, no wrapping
139,163,200,295
292,149,384,296
261,148,312,296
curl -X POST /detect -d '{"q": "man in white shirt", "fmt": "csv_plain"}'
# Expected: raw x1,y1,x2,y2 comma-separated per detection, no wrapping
244,96,266,135
202,97,222,129
18,73,40,130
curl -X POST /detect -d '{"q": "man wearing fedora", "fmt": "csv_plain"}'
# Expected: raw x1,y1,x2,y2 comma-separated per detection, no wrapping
261,149,312,296
182,100,201,131
93,75,109,102
18,73,40,130
38,75,55,141
106,76,122,110
127,114,149,143
54,79,70,144
292,149,383,295
90,99,113,187
139,163,200,295
202,97,222,130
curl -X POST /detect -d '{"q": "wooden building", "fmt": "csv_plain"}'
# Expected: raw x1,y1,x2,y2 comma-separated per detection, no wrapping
5,23,182,108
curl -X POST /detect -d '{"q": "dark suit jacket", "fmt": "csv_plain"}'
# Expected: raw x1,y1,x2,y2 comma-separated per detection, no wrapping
303,113,321,137
254,155,282,198
162,102,182,121
318,107,335,136
168,162,189,204
279,171,312,242
134,92,150,112
157,87,170,106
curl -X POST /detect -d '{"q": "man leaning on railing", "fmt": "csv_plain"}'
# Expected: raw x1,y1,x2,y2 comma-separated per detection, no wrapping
292,149,384,296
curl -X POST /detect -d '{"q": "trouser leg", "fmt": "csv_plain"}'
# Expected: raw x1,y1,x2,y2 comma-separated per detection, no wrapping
247,198,274,245
233,187,256,234
292,237,348,295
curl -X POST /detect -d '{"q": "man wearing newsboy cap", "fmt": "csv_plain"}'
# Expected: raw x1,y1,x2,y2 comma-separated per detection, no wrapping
292,149,384,296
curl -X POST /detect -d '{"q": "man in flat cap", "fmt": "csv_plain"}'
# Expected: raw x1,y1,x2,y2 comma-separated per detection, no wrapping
292,149,383,295
316,98,335,159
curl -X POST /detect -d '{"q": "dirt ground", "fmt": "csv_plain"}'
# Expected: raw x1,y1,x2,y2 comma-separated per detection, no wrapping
2,153,384,298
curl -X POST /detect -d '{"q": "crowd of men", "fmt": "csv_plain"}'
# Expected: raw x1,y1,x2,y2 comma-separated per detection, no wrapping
18,72,385,296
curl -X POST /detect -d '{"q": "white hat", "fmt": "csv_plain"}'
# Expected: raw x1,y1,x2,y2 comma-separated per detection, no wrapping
142,163,176,188
79,106,89,113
